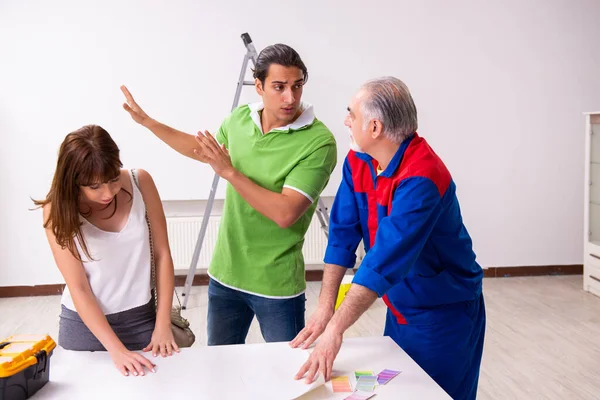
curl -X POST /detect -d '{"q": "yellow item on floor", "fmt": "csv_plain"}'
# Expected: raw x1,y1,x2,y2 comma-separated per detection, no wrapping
0,334,56,400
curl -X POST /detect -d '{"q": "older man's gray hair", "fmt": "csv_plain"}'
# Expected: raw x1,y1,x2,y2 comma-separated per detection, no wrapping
359,77,418,143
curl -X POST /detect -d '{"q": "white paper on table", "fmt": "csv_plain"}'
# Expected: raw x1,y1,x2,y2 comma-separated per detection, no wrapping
34,343,324,400
237,342,325,399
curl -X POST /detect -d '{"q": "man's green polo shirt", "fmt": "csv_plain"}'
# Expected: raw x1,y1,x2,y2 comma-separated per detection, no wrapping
209,102,337,297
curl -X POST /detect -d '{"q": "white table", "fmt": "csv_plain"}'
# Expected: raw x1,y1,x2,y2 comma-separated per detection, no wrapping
34,336,451,399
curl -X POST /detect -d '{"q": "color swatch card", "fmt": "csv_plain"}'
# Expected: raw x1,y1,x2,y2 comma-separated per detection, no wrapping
331,375,353,393
377,368,401,384
344,391,376,400
355,375,378,392
354,370,373,379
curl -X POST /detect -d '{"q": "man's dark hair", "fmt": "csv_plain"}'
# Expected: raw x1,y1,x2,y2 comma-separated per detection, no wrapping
253,43,308,85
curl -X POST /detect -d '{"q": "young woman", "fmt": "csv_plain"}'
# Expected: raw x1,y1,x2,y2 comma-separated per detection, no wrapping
34,125,178,376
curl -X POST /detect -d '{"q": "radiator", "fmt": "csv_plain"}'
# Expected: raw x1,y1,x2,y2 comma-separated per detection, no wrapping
166,215,329,270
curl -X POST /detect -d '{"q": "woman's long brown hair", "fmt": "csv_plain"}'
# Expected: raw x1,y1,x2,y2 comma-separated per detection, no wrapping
33,125,130,261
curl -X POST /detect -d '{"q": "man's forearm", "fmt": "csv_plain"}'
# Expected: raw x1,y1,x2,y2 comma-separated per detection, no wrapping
318,264,349,312
225,169,307,229
143,118,201,161
327,284,378,335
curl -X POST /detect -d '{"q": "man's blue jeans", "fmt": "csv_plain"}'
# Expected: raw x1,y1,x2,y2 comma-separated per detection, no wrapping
207,278,306,345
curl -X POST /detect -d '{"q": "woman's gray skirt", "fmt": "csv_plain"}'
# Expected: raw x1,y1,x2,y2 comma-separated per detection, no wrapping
58,298,156,351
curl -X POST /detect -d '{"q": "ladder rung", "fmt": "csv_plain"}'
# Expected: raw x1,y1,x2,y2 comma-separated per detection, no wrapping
243,81,254,85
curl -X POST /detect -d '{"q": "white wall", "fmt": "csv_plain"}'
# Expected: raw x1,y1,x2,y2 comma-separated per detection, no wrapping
1,0,599,286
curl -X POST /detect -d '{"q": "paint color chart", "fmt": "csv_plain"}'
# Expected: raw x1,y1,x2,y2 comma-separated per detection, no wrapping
377,368,401,384
356,375,378,392
333,367,401,397
354,370,373,379
331,376,353,393
344,391,376,400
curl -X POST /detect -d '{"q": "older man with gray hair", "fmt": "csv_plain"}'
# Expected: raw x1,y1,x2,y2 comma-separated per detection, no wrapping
291,77,486,400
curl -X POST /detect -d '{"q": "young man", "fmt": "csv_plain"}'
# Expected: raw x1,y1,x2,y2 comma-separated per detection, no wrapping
121,44,337,345
291,77,485,400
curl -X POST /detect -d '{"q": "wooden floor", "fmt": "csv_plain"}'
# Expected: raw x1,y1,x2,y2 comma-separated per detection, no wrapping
1,275,599,399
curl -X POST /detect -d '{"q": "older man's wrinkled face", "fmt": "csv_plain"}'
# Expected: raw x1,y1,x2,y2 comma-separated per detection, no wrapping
344,91,371,153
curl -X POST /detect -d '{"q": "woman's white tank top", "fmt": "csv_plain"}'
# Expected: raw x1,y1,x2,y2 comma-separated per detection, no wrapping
61,170,152,315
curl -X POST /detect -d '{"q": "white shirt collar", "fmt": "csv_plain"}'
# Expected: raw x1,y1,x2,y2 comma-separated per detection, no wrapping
248,101,315,134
